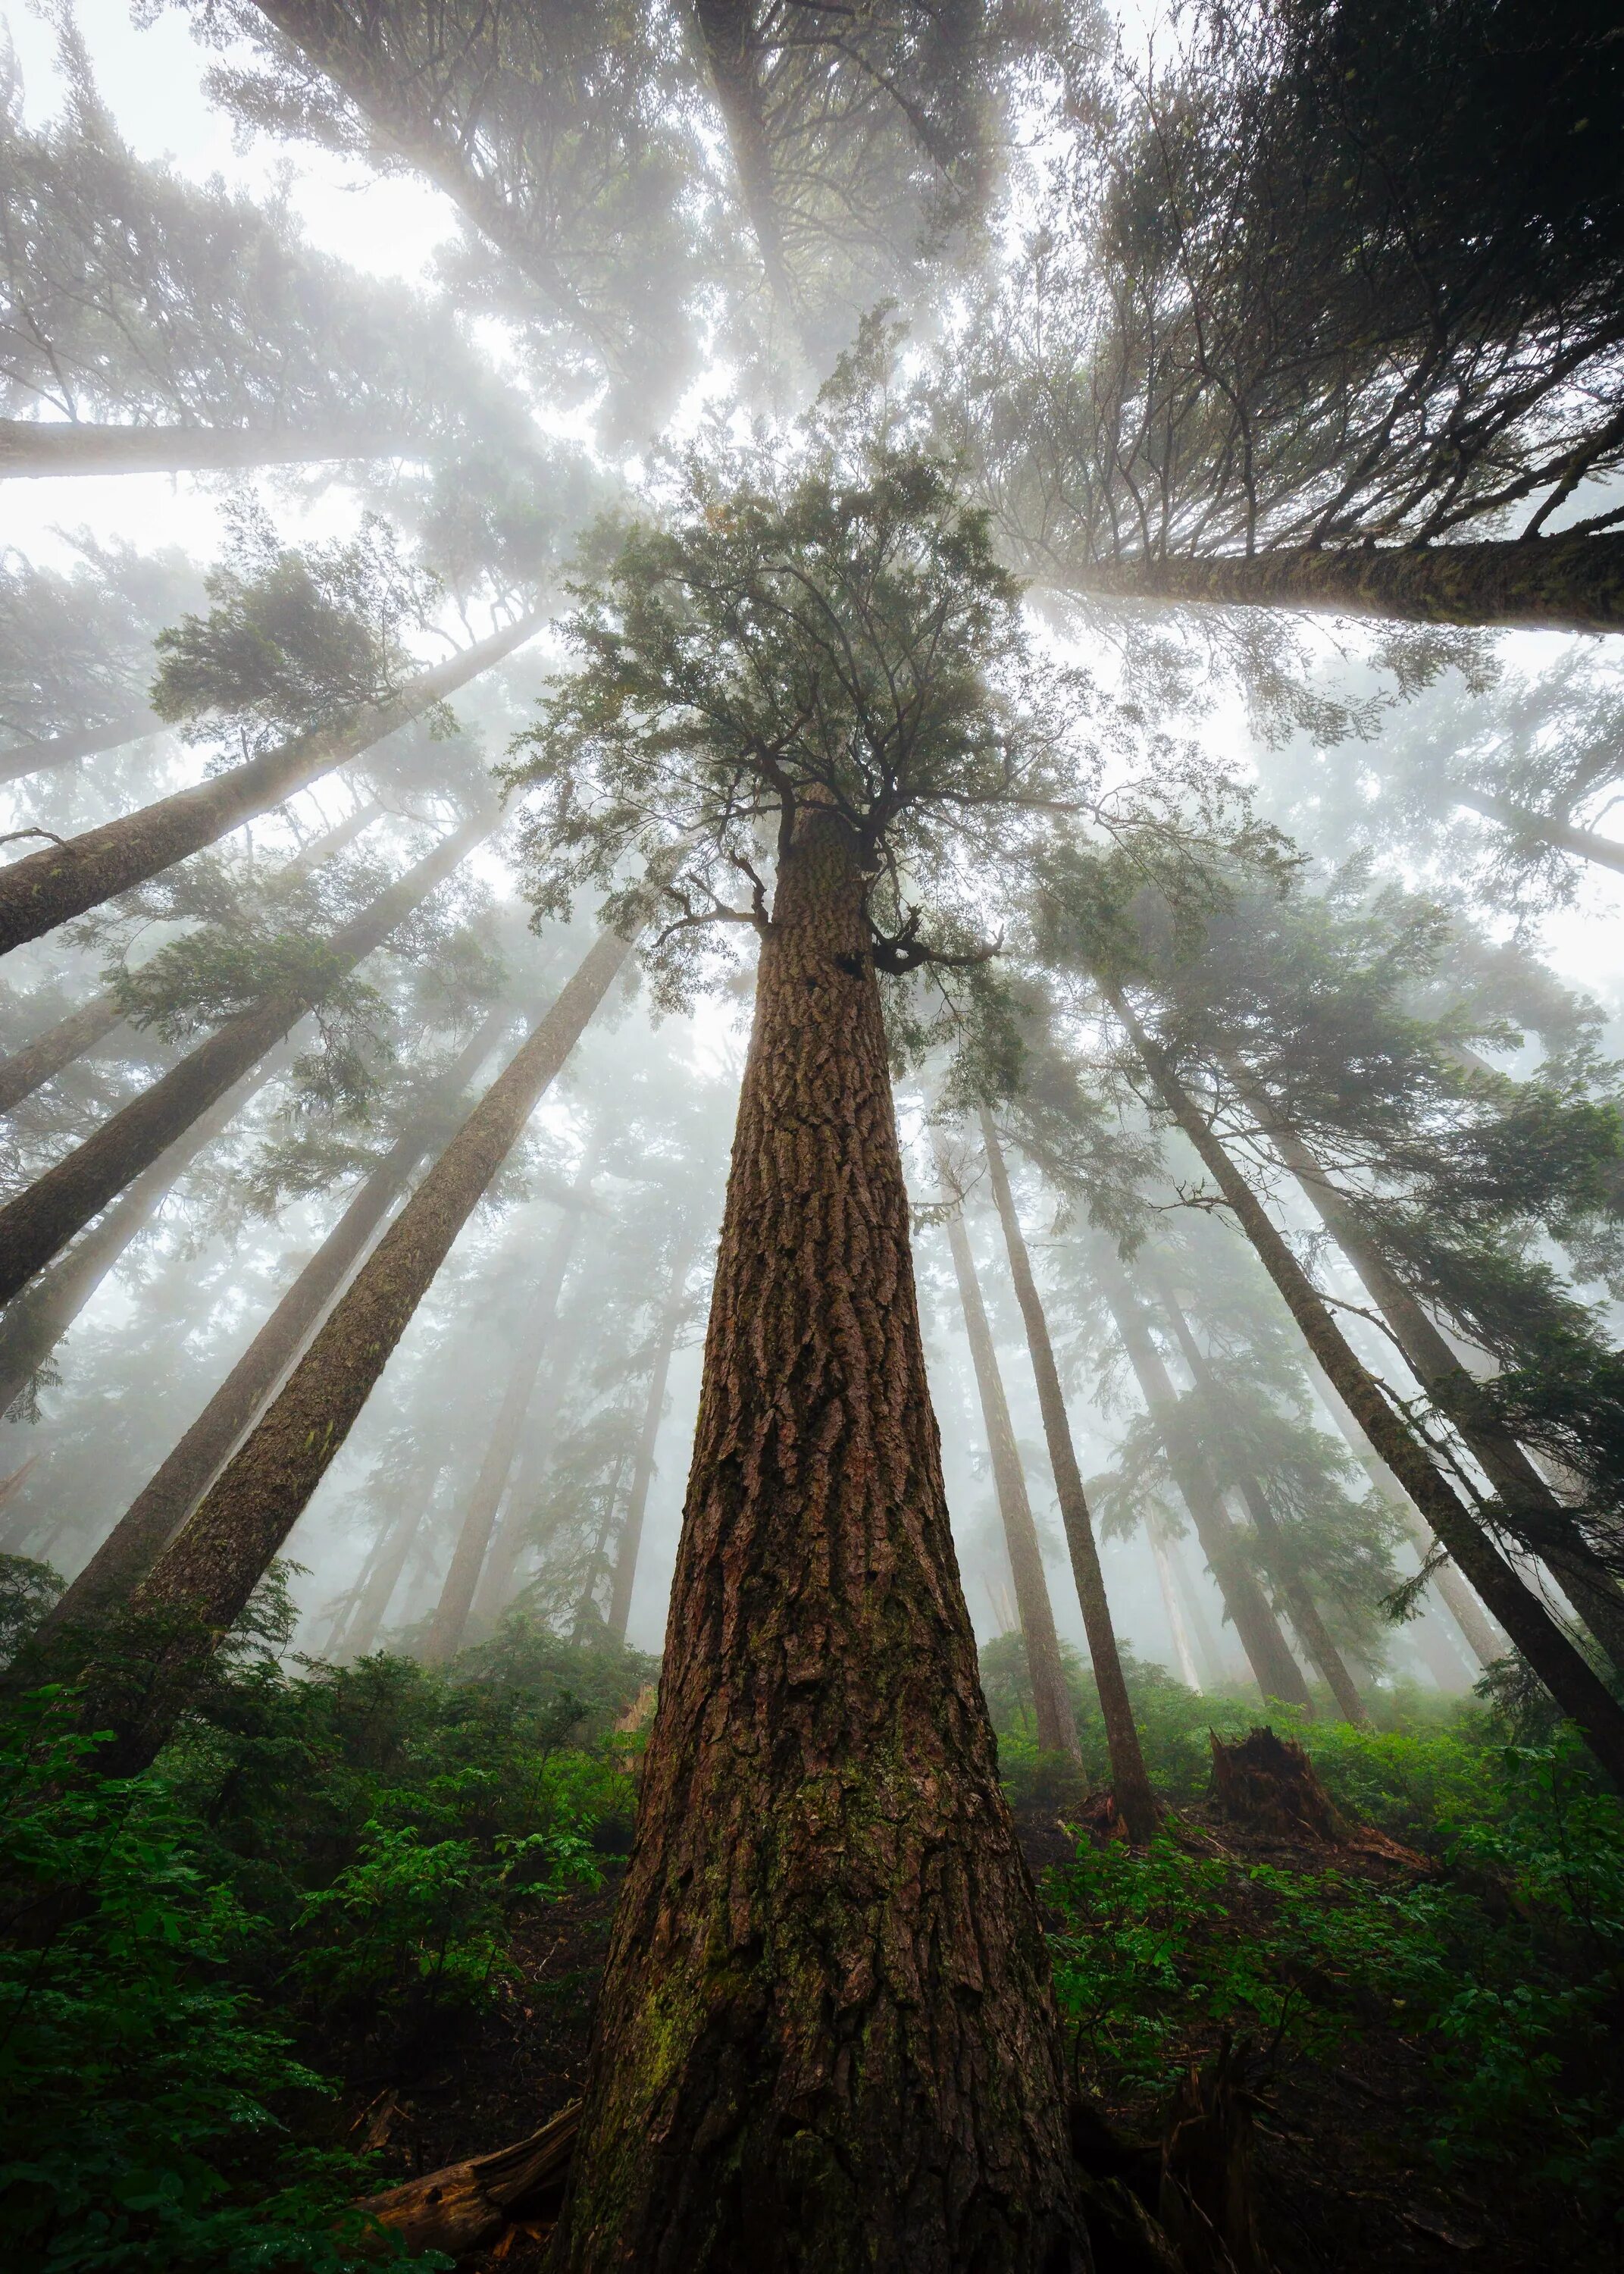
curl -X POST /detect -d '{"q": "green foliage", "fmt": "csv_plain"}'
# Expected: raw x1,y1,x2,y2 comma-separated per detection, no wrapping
0,1555,64,1669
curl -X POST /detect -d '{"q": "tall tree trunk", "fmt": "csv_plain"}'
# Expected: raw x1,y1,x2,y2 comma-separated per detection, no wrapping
0,710,163,785
1096,1247,1313,1709
422,1166,593,1666
468,1412,559,1631
1148,1523,1203,1689
605,1229,696,1647
1239,1077,1624,1673
0,418,417,481
79,922,633,1770
574,1450,632,1640
27,1011,508,1655
0,821,483,1306
330,1460,446,1659
1144,1262,1369,1726
553,809,1084,2272
938,1170,1081,1762
0,799,380,1117
1066,530,1624,634
1109,988,1624,1790
0,612,537,957
1453,788,1624,875
691,2,802,327
979,1112,1156,1836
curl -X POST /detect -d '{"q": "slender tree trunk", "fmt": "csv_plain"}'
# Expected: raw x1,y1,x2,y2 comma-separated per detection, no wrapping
27,1012,508,1655
1097,1248,1313,1709
604,1230,696,1647
0,612,537,957
979,1113,1156,1835
0,418,418,481
1109,988,1624,1790
939,1176,1081,1762
574,1451,632,1640
330,1460,446,1659
1144,1263,1369,1725
468,1412,559,1631
422,1168,593,1665
0,710,163,785
0,821,483,1305
1453,788,1624,875
1166,1530,1231,1687
1240,1078,1624,1673
1067,530,1624,634
1148,1525,1202,1688
79,922,633,1768
553,810,1084,2272
0,799,380,1117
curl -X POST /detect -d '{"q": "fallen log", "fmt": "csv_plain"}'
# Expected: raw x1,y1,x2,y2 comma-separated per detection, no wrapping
352,2101,580,2257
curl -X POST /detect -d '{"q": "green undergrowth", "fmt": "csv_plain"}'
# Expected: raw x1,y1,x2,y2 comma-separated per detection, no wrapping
0,1602,654,2274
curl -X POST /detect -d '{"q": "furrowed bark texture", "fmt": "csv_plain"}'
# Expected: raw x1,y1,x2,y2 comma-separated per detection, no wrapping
0,820,482,1305
940,1182,1081,1763
1097,1249,1313,1710
1453,788,1624,876
0,710,162,785
85,925,632,1771
0,418,414,480
423,1171,590,1665
605,1231,695,1646
554,810,1086,2274
36,1013,506,1646
1112,991,1624,1790
979,1114,1157,1837
0,612,536,956
1070,531,1624,634
1243,1082,1624,1674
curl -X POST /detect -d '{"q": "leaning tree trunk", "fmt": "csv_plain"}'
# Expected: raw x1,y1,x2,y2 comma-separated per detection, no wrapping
328,1459,446,1659
0,799,380,1117
552,807,1085,2273
0,709,163,785
939,1172,1081,1763
1109,988,1624,1790
0,418,418,481
0,821,483,1306
26,1011,508,1659
77,922,634,1771
979,1112,1156,1837
0,611,537,957
1066,530,1624,634
605,1229,696,1646
1453,788,1624,876
422,1164,593,1665
1240,1078,1624,1674
1097,1248,1313,1710
692,1,803,328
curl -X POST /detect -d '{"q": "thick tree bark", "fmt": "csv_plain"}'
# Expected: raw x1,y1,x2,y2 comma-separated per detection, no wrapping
30,1012,507,1653
0,822,483,1306
329,1459,445,1659
605,1229,696,1646
1240,1079,1624,1674
0,799,380,1117
1453,788,1624,875
1068,531,1624,634
553,810,1086,2272
0,418,416,481
80,922,633,1769
1110,989,1624,1790
979,1113,1156,1835
940,1179,1081,1762
1097,1248,1313,1709
0,611,537,957
422,1168,592,1665
0,710,163,785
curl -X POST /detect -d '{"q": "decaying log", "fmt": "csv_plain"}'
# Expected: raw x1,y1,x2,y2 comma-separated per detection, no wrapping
1209,1727,1423,1865
352,2101,580,2256
1158,2042,1272,2274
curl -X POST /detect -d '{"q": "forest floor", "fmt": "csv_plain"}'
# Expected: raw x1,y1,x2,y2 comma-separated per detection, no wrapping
324,1809,1572,2274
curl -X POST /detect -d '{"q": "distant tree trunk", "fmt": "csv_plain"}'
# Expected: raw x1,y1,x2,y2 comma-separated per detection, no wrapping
330,1460,446,1659
939,1174,1081,1762
553,808,1084,2272
0,611,537,957
604,1229,696,1647
573,1449,632,1640
78,922,633,1770
979,1112,1156,1836
1109,988,1624,1790
468,1415,558,1631
1097,1248,1313,1709
0,799,380,1117
0,710,164,785
1144,1263,1369,1726
27,1011,508,1657
0,418,418,481
1240,1077,1624,1674
1452,788,1624,875
691,1,802,327
422,1167,593,1665
1148,1523,1204,1689
0,821,483,1306
1069,531,1624,634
